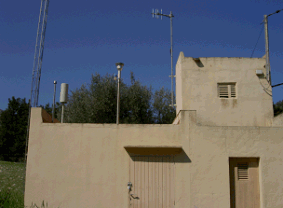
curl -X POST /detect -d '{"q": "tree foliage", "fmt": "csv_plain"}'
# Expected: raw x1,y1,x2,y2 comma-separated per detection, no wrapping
40,73,176,124
153,87,176,124
274,100,283,116
0,97,29,162
65,72,157,124
122,72,153,124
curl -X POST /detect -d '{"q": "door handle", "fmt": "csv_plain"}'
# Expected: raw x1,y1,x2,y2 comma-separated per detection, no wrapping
130,194,139,199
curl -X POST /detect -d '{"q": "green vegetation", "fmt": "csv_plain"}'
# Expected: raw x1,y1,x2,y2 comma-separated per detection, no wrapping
274,100,283,116
0,97,29,163
61,72,176,124
0,161,25,207
0,161,57,208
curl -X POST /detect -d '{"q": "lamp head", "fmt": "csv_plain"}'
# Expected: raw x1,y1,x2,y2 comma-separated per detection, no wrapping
115,62,124,71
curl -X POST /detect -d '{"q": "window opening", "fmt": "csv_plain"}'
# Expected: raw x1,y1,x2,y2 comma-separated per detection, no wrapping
238,162,248,180
218,83,236,98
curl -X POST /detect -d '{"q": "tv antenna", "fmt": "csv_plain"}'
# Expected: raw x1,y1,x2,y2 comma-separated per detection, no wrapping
152,9,175,107
30,0,50,107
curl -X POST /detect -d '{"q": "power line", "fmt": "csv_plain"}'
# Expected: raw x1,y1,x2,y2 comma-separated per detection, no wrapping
267,8,283,17
272,83,283,88
250,24,264,58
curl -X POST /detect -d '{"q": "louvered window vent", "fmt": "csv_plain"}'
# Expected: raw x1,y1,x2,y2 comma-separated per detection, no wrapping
218,83,236,98
238,163,248,180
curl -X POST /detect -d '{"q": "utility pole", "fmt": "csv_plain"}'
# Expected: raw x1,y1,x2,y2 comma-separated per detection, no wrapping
263,9,283,85
152,9,175,107
264,15,271,84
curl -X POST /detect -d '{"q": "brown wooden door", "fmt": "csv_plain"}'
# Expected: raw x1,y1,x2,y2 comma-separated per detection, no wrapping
229,158,260,208
129,156,175,208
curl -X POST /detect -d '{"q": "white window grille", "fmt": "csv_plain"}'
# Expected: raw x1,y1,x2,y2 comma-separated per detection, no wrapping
218,83,236,98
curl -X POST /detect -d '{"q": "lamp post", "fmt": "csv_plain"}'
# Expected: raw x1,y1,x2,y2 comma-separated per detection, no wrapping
116,62,124,125
52,80,57,123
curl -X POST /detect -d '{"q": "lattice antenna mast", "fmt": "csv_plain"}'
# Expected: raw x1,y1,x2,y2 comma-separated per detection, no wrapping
30,0,50,107
23,0,50,195
152,9,175,107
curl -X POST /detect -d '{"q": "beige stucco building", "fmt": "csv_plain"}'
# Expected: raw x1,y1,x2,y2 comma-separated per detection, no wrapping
25,52,283,208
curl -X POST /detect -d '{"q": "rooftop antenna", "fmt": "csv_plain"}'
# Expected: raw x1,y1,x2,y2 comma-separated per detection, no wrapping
263,9,283,85
152,9,175,107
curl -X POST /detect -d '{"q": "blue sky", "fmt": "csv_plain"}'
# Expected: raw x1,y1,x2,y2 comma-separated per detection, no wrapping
0,0,282,110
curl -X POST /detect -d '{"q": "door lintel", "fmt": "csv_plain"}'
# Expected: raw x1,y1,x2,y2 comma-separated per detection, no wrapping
124,146,183,156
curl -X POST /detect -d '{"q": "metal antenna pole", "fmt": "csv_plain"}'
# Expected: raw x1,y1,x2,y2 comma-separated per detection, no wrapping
170,11,174,107
152,9,175,107
264,15,271,84
52,80,57,123
263,9,283,85
116,70,121,125
61,104,65,123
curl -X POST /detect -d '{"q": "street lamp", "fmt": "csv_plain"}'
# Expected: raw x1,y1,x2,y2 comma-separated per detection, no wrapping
115,62,124,125
52,80,57,123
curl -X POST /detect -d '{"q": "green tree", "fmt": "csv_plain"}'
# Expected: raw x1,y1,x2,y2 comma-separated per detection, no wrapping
65,73,118,123
153,87,176,124
0,97,29,162
65,72,154,124
274,100,283,116
122,72,153,124
41,73,176,124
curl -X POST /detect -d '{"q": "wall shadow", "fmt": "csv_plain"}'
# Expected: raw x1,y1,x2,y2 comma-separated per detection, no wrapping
193,58,204,67
124,147,191,163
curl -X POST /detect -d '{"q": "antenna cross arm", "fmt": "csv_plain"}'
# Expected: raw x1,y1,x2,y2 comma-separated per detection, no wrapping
152,13,174,18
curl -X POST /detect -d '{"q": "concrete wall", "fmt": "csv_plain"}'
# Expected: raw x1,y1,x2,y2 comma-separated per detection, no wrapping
273,113,283,126
189,114,283,208
25,108,184,208
175,52,274,126
25,108,283,208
